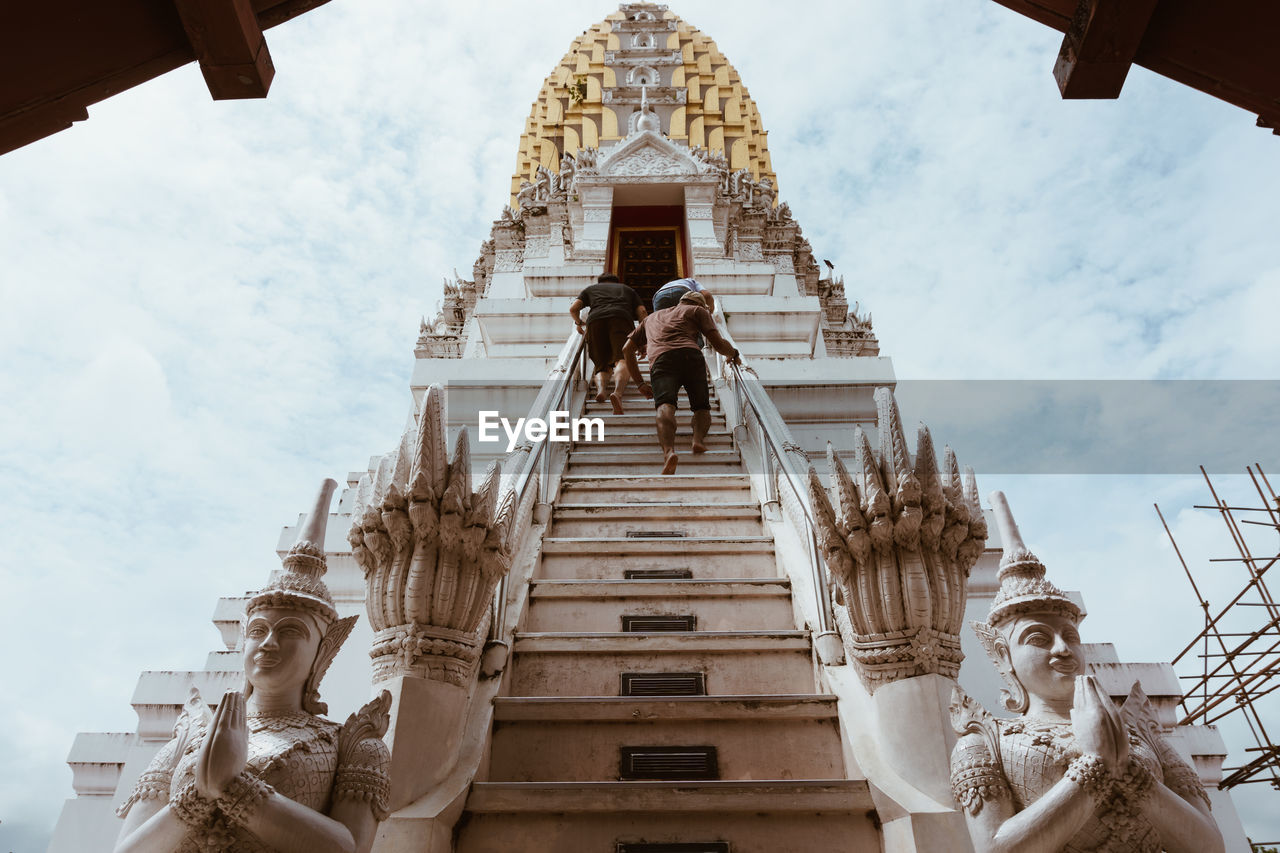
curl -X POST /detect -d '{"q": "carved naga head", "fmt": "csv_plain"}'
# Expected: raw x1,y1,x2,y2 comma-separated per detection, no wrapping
244,478,358,715
972,491,1083,715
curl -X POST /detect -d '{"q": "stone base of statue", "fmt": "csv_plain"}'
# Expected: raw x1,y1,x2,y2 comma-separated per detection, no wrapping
380,674,471,812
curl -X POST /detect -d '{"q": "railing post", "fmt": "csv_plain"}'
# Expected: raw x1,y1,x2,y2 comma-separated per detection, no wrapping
809,525,843,665
758,430,780,521
730,367,748,450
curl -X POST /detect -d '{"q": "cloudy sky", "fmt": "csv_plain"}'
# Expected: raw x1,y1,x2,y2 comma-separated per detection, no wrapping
2,1,1277,849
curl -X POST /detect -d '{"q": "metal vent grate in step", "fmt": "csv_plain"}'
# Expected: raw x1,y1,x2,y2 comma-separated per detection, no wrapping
626,530,688,538
624,568,693,579
620,746,719,780
616,840,732,845
621,672,707,696
622,615,696,632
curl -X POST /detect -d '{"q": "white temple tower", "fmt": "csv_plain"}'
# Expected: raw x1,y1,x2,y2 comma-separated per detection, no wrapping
50,5,1251,852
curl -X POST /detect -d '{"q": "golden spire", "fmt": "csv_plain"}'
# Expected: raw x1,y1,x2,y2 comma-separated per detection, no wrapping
511,5,778,205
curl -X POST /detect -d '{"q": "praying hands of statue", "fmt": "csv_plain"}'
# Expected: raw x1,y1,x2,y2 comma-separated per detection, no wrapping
196,690,248,799
1070,675,1128,775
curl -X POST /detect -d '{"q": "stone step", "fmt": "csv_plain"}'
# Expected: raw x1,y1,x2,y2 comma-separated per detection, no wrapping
457,781,879,853
552,502,759,515
582,407,724,423
583,386,720,400
539,536,776,579
555,490,753,508
548,503,763,538
574,431,735,448
583,422,732,434
486,695,844,782
538,553,779,580
582,399,721,414
542,536,773,554
509,631,814,696
566,448,740,463
558,473,752,502
524,578,793,632
585,413,730,430
565,440,737,455
566,454,744,475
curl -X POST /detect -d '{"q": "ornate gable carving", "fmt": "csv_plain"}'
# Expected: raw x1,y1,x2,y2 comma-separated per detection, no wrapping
598,130,702,179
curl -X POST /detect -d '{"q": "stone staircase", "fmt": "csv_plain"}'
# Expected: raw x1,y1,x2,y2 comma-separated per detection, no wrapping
456,382,881,852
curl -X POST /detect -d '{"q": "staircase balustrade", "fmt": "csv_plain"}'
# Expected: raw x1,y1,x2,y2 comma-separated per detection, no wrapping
487,327,589,664
710,307,845,666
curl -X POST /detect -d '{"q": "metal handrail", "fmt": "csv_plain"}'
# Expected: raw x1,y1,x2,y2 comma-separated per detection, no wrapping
506,327,588,500
491,327,588,648
710,308,839,649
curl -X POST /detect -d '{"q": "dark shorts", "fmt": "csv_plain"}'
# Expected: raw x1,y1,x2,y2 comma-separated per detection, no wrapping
586,317,633,374
650,347,710,411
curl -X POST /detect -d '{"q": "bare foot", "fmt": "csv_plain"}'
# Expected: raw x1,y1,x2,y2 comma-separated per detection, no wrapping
661,451,679,475
610,393,625,415
691,440,708,454
595,390,607,403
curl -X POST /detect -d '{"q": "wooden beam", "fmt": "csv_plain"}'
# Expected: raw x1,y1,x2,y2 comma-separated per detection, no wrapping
173,0,274,100
1053,0,1161,98
989,0,1075,32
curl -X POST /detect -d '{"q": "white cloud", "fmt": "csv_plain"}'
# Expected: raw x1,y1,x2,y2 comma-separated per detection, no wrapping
1,1,1278,847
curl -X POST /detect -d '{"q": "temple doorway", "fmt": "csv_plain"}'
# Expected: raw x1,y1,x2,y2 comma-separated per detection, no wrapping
607,205,688,307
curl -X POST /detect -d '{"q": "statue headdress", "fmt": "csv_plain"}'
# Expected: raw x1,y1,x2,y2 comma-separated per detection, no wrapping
971,490,1081,712
982,491,1080,628
246,478,358,715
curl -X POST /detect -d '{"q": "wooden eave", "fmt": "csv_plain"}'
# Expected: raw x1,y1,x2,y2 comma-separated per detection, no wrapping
990,0,1280,132
0,0,331,156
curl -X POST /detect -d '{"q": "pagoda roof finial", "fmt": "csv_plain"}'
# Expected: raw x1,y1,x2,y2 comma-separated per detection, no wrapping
637,83,661,133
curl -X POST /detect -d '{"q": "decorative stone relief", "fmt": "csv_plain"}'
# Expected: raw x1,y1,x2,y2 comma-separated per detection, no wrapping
415,313,463,359
738,241,764,261
494,250,524,272
606,148,688,177
515,180,539,214
524,235,550,259
809,387,987,692
850,303,875,338
686,206,714,220
824,328,880,358
606,48,681,64
114,480,393,853
602,87,686,106
575,147,599,173
769,254,795,273
583,207,613,222
949,492,1224,853
473,238,494,296
558,153,577,198
348,385,517,686
751,177,775,212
